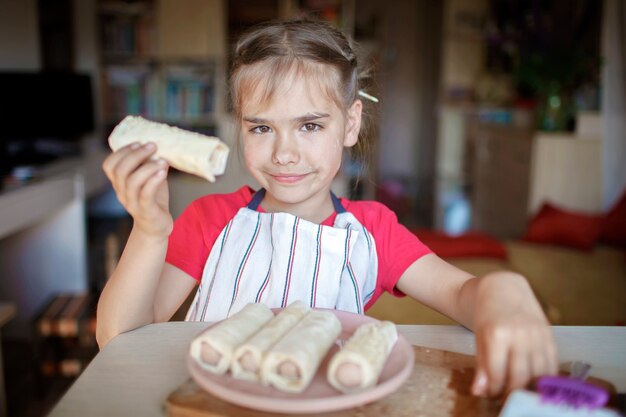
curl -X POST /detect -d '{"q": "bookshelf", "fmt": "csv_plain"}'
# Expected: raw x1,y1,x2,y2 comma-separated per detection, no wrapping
97,0,227,137
96,0,379,204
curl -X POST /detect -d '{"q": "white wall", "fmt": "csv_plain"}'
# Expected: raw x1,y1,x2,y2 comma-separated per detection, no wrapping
0,0,40,70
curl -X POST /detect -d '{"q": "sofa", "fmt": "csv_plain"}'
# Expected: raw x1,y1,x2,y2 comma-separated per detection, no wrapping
367,240,626,326
367,194,626,327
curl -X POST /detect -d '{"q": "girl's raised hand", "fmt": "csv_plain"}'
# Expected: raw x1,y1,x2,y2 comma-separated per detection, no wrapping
470,273,559,398
102,142,173,240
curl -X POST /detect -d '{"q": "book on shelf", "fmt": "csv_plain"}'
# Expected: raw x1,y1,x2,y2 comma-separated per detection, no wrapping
104,65,157,120
162,65,216,121
99,1,155,57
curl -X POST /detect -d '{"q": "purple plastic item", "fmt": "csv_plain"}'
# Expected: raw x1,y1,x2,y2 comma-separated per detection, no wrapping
537,375,609,409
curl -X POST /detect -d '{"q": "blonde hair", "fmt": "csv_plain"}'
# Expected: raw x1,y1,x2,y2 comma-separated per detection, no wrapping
229,19,373,162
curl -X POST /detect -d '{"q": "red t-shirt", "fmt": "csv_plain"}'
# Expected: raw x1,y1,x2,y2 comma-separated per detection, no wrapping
166,186,432,310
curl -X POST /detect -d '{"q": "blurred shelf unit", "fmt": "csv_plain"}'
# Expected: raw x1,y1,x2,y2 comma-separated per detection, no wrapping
467,120,533,239
97,0,227,136
435,106,603,239
101,62,219,130
435,105,535,238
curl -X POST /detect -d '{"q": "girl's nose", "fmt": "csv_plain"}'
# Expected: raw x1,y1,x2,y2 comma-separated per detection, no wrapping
272,134,299,165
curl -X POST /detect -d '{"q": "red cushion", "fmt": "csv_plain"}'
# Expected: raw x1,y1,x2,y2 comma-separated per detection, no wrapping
599,190,626,247
412,229,508,260
523,203,603,251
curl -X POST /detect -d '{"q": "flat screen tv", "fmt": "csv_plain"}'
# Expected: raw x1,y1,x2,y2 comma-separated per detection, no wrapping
0,71,95,175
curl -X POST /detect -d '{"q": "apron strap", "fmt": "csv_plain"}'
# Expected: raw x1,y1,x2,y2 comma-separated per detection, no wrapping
247,188,266,210
331,191,346,213
247,188,347,214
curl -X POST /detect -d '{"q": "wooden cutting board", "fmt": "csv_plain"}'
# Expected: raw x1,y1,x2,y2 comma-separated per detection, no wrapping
165,346,502,417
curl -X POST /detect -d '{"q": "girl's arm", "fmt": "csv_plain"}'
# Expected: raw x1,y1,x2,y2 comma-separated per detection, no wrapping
95,228,196,349
96,142,196,349
395,254,558,397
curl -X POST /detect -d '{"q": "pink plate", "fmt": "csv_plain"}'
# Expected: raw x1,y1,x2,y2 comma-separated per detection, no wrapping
187,309,414,414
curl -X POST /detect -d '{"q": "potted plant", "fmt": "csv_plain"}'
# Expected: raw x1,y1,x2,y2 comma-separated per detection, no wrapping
487,0,602,131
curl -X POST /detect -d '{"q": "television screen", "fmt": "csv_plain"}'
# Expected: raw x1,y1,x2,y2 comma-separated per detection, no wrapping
0,71,95,140
0,71,95,174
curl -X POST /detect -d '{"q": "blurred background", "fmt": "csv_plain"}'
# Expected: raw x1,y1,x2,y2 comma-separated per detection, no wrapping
0,0,624,416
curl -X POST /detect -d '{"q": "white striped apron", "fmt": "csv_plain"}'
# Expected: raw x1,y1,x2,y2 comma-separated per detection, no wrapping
185,189,378,322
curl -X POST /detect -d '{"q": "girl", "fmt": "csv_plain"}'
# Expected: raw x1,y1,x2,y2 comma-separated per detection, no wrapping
97,19,557,398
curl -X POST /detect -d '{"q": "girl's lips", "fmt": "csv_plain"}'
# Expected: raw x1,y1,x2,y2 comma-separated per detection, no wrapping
271,173,308,184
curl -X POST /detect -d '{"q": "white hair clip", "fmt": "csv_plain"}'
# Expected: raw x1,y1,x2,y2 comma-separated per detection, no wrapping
358,90,379,103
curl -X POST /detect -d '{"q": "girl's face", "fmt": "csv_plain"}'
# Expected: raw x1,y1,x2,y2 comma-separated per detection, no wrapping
241,72,362,220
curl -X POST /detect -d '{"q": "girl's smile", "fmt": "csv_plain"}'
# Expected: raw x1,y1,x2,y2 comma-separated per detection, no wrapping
270,173,311,184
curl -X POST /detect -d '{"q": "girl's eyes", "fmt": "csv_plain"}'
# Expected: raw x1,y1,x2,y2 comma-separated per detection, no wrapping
250,125,271,134
249,123,322,134
301,123,321,132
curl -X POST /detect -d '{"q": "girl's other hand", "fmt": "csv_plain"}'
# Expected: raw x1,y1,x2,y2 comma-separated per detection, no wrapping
102,142,173,239
470,273,559,398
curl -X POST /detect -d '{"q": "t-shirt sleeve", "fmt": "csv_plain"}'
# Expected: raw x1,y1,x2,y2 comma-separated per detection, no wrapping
166,202,212,281
351,201,432,306
166,187,253,282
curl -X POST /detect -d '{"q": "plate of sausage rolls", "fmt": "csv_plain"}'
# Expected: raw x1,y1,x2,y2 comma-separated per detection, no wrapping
187,301,414,413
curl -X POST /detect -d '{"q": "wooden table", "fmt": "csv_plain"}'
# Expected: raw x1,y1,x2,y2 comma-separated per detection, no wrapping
48,323,626,417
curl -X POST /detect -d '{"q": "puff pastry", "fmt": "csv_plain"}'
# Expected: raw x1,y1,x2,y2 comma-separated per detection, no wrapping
108,115,229,182
231,301,310,382
189,303,274,375
327,320,397,393
261,309,341,393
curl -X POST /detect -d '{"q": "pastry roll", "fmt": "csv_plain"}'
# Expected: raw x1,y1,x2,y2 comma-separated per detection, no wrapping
108,115,229,182
231,301,310,382
261,310,341,393
327,320,397,393
189,303,274,375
